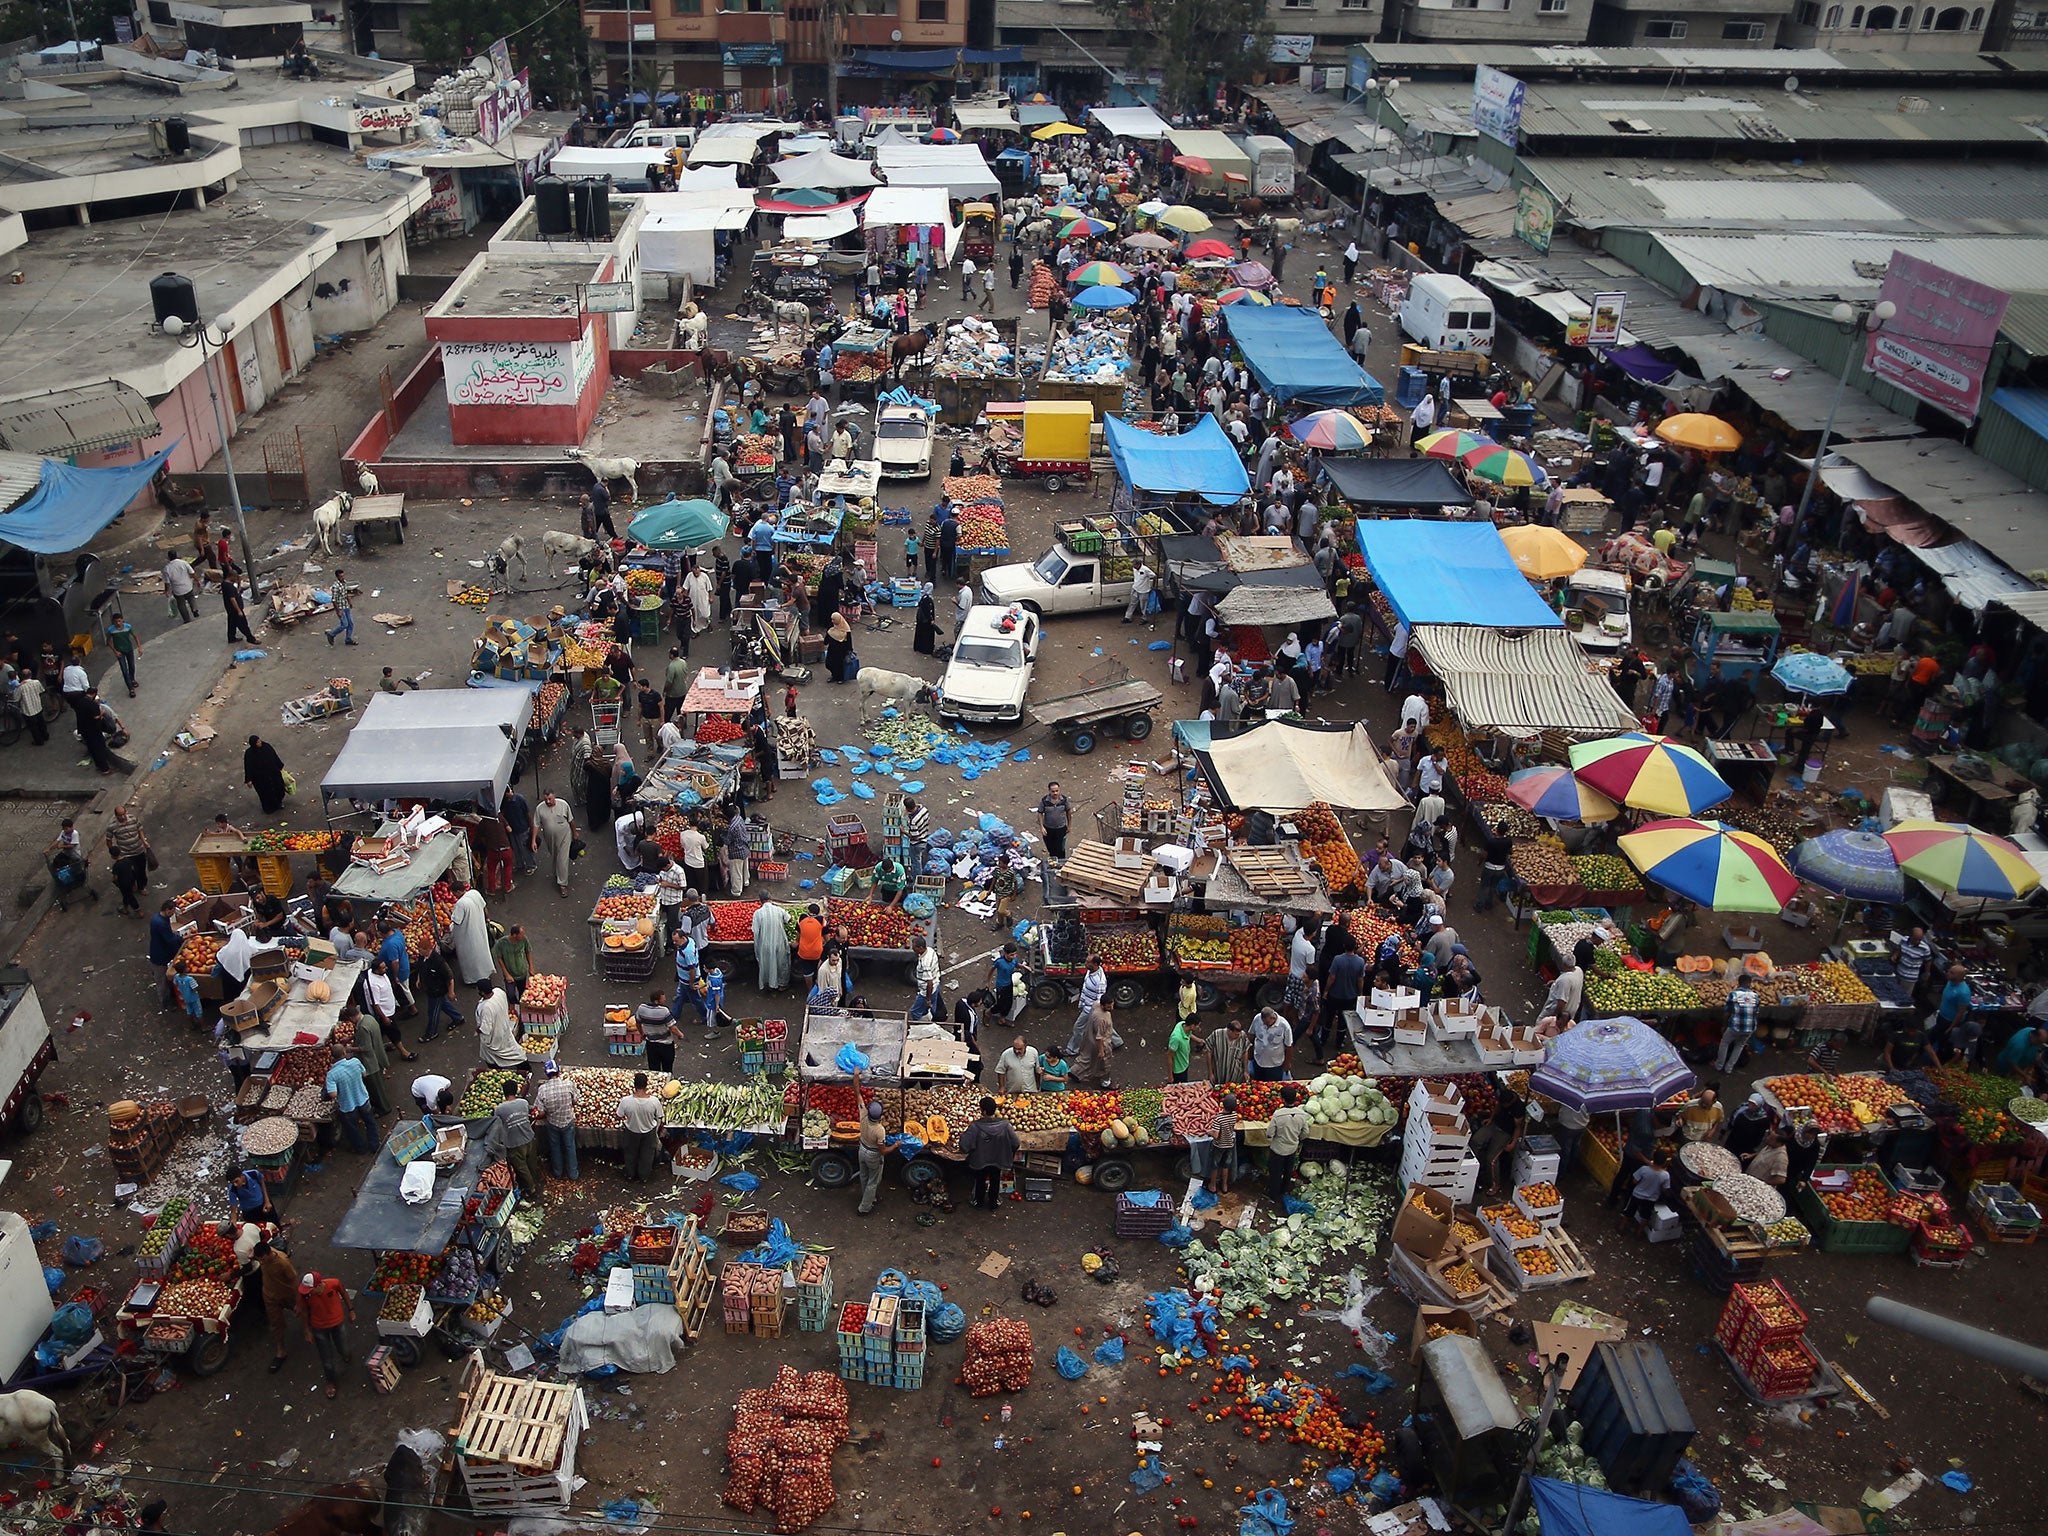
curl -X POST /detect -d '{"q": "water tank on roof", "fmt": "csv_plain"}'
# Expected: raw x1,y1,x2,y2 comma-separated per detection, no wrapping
164,117,191,156
572,177,611,241
150,272,199,329
534,176,572,239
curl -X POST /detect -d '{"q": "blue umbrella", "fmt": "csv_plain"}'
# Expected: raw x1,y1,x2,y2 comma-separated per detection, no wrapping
656,92,681,106
1072,284,1135,310
628,498,729,550
1771,651,1853,697
1792,829,1905,902
1829,566,1861,630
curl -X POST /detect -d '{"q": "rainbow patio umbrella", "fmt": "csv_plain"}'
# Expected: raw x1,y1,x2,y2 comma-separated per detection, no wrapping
1460,442,1548,488
1568,732,1733,817
1287,411,1373,452
1048,204,1088,222
1881,820,2042,900
926,126,960,143
1061,216,1113,239
1217,286,1271,306
1414,429,1493,463
1531,1017,1696,1114
1618,818,1798,913
1500,524,1588,580
1069,259,1132,287
1505,765,1618,823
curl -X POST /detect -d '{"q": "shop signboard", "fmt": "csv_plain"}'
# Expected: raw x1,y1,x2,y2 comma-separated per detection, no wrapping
1471,65,1526,148
1866,250,2009,424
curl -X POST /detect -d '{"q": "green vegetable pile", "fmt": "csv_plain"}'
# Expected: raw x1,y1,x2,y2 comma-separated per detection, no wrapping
1181,1166,1395,1319
460,1070,527,1118
866,713,953,756
663,1075,788,1130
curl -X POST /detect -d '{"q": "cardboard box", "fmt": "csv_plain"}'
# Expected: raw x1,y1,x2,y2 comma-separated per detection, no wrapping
1391,1185,1455,1260
1142,872,1176,904
1111,835,1149,870
303,938,338,970
1373,987,1422,1011
1413,1110,1470,1148
1409,1304,1478,1363
1408,1079,1465,1117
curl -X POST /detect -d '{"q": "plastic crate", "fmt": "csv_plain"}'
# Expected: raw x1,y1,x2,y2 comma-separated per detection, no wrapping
1792,1176,1912,1256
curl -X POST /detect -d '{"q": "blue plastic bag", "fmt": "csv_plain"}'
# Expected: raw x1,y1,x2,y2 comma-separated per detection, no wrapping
850,780,876,799
1340,1364,1397,1394
1190,1187,1219,1211
61,1235,103,1267
1129,1461,1166,1491
930,1302,967,1342
1148,640,1173,651
835,1043,870,1073
1326,1468,1356,1494
1092,1335,1126,1365
742,1218,801,1270
40,1267,64,1295
47,1302,93,1348
1158,1225,1193,1248
1239,1489,1295,1536
719,1171,761,1193
1056,1346,1088,1380
1368,1470,1402,1504
1282,1195,1314,1216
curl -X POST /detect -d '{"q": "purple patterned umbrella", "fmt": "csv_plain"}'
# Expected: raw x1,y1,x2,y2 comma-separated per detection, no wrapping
1529,1016,1696,1113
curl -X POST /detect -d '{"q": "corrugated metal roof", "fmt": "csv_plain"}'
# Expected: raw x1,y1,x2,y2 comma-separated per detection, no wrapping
1679,333,1923,441
1991,387,2048,445
0,451,44,514
2002,294,2048,361
1412,625,1641,736
1436,188,1520,240
1908,539,2041,612
1649,232,2048,304
0,382,159,456
1990,589,2048,628
1832,438,2048,579
1360,41,2009,73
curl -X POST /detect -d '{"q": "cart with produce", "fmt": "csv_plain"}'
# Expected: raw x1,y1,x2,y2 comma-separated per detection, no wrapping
1032,909,1162,1010
113,1215,277,1376
589,880,664,982
1163,911,1290,1012
824,895,939,985
798,1063,974,1194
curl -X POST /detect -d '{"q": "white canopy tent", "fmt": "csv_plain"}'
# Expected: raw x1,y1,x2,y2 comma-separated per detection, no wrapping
862,184,961,264
641,204,756,280
953,102,1021,132
1192,721,1405,813
321,687,532,808
783,206,862,243
770,148,878,189
1088,105,1172,141
688,121,796,165
873,142,999,199
546,149,740,185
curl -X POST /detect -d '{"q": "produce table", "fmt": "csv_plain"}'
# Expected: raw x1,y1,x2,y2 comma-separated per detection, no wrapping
677,667,767,719
1340,1022,1490,1078
237,959,366,1053
190,828,342,897
825,896,937,975
634,739,749,810
332,1137,495,1254
330,825,469,909
773,501,844,551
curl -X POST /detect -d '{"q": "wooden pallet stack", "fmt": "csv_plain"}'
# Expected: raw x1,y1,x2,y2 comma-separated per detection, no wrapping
672,1215,715,1342
450,1352,587,1515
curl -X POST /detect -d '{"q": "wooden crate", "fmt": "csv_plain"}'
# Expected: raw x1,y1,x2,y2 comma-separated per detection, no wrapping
451,1352,585,1511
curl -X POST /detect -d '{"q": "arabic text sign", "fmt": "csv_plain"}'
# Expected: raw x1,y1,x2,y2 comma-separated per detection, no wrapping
443,341,577,407
1866,250,2009,424
1471,65,1526,148
582,281,636,314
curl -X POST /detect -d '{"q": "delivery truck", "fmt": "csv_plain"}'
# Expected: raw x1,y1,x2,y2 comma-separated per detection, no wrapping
0,969,54,1135
1240,134,1295,202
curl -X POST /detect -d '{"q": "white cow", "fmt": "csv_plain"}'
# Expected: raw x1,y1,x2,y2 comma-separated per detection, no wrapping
856,666,939,722
566,448,640,504
0,1391,70,1471
311,491,354,555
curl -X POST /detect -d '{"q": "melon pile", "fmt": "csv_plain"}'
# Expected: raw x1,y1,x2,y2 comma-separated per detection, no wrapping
1304,1073,1396,1130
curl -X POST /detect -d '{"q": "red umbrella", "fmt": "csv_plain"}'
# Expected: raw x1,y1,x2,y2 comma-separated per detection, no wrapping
1185,238,1234,260
1172,154,1212,175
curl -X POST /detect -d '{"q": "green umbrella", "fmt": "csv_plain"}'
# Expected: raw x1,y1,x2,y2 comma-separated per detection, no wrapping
628,498,729,550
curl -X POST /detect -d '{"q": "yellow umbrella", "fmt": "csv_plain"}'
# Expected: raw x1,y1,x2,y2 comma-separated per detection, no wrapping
1653,413,1742,453
1157,204,1212,233
961,201,995,216
1500,524,1589,580
1032,121,1087,140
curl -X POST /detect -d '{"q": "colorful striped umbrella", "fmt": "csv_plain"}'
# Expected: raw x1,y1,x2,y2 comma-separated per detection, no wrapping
1617,818,1799,913
1530,1017,1696,1114
1061,216,1113,239
1568,732,1733,817
1069,259,1132,287
1414,429,1494,463
1217,286,1271,306
1880,820,2042,900
1459,442,1549,488
1286,411,1373,452
1792,830,1906,903
926,127,960,143
1505,765,1619,823
1500,524,1588,580
1048,204,1088,222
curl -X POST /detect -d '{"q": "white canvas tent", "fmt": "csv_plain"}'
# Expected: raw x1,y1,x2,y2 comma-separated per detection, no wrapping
1192,720,1405,812
321,686,532,808
784,207,862,243
873,142,999,199
862,184,960,264
953,102,1021,132
546,147,740,185
641,203,756,280
1165,129,1251,194
688,121,795,165
771,148,878,189
1088,105,1171,141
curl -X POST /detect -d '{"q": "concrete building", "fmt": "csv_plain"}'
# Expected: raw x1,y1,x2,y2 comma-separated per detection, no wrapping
994,0,1380,98
0,49,430,479
1388,0,1593,48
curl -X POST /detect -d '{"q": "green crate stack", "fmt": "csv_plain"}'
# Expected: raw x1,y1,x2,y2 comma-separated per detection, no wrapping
796,1256,834,1332
1791,1170,1912,1256
893,1300,927,1390
836,1302,867,1381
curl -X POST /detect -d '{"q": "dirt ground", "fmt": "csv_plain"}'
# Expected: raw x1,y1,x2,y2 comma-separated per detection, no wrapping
4,215,2046,1536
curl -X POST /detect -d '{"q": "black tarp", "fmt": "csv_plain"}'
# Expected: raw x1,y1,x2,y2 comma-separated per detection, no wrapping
1318,457,1473,510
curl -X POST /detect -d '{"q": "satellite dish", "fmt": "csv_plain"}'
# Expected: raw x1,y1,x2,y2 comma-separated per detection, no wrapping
1784,75,1800,91
891,27,902,39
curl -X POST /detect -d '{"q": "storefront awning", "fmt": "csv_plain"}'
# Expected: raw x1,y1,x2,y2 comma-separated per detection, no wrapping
1833,438,2048,579
0,382,160,456
0,447,173,555
1413,625,1639,737
1318,456,1472,510
1087,105,1171,141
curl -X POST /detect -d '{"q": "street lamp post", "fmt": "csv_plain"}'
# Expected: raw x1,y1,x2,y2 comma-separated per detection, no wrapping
159,305,259,591
1792,297,1896,539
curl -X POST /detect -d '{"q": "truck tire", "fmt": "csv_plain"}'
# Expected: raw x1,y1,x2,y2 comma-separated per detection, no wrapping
1070,730,1096,755
1174,1154,1194,1182
1194,981,1223,1012
901,1157,943,1190
12,1093,42,1134
188,1330,232,1377
1044,474,1065,494
1091,1157,1134,1192
1028,977,1068,1010
1109,980,1144,1011
811,1151,854,1188
1124,714,1152,741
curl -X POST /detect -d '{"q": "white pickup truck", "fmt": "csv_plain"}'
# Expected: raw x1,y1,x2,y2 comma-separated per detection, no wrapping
0,969,54,1135
938,605,1040,725
978,539,1136,616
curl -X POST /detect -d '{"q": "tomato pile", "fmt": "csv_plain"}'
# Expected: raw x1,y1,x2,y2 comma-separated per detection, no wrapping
243,829,339,853
528,681,567,733
734,434,777,474
1816,1166,1894,1224
166,1225,237,1285
1209,1357,1385,1466
1066,1091,1120,1133
956,502,1007,552
825,897,916,950
372,1252,435,1291
960,1317,1033,1397
698,716,746,745
711,901,762,943
803,1083,873,1124
269,1046,333,1089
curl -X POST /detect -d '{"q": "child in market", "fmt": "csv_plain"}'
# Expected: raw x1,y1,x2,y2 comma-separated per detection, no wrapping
1206,1094,1239,1195
904,527,921,577
170,959,204,1023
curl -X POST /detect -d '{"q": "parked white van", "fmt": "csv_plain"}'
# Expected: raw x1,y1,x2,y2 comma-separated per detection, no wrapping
613,123,696,153
1397,273,1495,356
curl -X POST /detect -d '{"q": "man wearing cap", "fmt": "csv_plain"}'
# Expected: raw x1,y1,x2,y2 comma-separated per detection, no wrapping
296,1270,356,1397
1423,916,1460,968
857,1097,888,1216
484,1078,542,1198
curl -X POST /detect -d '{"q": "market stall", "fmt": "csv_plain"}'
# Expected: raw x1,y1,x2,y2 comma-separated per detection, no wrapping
1221,305,1384,410
1189,720,1405,815
327,818,470,955
320,688,530,814
188,826,343,899
1318,458,1475,520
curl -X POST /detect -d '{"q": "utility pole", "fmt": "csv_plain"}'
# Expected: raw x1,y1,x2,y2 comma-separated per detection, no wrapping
823,0,841,121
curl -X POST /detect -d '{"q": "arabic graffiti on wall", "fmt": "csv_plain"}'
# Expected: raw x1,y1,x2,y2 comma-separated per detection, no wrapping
443,340,575,406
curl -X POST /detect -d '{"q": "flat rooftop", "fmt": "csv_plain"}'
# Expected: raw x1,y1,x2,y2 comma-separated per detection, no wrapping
3,48,408,118
0,127,178,182
0,140,424,381
441,257,601,319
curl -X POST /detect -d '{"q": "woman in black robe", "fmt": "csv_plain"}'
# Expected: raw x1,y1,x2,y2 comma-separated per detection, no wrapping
912,585,939,655
824,613,854,684
243,734,289,813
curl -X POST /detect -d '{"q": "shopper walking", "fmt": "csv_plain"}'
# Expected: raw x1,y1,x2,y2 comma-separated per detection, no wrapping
323,1043,379,1153
1037,781,1071,861
534,791,575,896
163,554,200,622
243,735,290,814
255,1239,298,1374
103,805,151,915
224,578,258,645
959,1096,1019,1211
105,614,139,697
324,570,356,646
619,1072,665,1182
295,1271,356,1398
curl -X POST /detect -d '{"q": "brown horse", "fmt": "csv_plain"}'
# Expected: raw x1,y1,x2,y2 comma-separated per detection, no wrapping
890,324,936,367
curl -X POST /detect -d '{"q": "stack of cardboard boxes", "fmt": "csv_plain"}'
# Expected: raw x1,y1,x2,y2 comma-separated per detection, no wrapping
1399,1078,1480,1206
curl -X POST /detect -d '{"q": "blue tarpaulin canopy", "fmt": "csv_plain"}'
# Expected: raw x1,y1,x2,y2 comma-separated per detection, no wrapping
1604,343,1681,386
1221,306,1383,408
1528,1480,1692,1536
0,447,173,555
1354,518,1562,629
1104,414,1249,506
